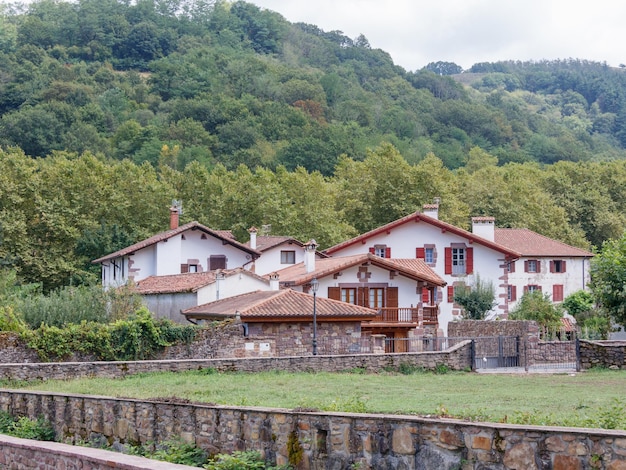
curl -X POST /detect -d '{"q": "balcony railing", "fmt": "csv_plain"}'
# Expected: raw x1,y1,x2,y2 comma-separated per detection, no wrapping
373,306,438,325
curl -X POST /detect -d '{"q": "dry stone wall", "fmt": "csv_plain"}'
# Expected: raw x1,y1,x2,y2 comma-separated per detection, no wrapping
0,341,473,381
579,340,626,370
0,390,624,470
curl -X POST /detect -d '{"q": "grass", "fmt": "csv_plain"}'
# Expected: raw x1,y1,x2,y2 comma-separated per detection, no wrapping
7,368,626,429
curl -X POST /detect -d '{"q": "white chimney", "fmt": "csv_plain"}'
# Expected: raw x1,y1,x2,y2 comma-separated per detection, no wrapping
423,204,439,220
249,226,258,250
304,239,318,273
472,216,495,241
269,272,280,290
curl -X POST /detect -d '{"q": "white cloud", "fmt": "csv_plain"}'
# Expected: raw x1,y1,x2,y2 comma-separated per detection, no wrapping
251,0,626,70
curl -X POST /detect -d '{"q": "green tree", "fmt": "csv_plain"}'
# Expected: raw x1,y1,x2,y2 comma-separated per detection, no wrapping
589,232,626,328
562,290,611,339
454,275,496,320
509,291,562,336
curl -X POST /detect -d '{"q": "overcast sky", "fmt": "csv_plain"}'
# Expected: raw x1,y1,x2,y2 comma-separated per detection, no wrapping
249,0,626,72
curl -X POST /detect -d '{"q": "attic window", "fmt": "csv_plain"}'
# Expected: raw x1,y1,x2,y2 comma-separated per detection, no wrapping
201,234,207,240
280,250,295,264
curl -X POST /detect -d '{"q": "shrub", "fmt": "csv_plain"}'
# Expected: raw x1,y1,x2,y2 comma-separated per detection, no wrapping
151,438,209,467
509,291,562,335
453,275,496,320
204,451,267,470
0,412,55,441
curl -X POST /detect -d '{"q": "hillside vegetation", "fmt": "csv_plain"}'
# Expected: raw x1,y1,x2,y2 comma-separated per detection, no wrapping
1,0,626,291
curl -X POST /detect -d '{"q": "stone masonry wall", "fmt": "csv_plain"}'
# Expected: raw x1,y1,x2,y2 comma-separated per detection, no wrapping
0,341,472,381
0,434,197,470
579,340,626,370
0,390,624,470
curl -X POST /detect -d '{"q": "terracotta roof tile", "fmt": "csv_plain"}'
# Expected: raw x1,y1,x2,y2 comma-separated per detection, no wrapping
133,268,266,294
494,228,594,257
183,289,378,320
246,236,302,252
92,222,260,264
324,212,520,258
267,253,445,287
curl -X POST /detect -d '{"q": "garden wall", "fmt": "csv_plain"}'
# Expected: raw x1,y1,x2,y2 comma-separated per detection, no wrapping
1,390,625,470
0,434,196,470
579,340,626,370
0,341,472,381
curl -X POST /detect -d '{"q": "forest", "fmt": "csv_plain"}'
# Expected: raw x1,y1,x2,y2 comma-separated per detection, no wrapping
1,0,626,292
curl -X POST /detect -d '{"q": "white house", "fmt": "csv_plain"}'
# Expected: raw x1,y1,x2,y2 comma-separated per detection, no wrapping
324,206,521,334
493,227,593,308
133,268,270,323
93,207,261,288
244,227,328,276
267,241,446,348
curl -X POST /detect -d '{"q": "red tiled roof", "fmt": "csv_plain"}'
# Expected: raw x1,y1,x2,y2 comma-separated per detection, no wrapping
561,317,577,332
92,221,260,263
246,236,302,251
182,289,378,320
324,212,520,258
267,253,445,287
494,228,594,257
133,268,266,294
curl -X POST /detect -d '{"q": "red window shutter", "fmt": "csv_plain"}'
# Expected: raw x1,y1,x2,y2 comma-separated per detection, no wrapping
536,261,541,273
466,247,474,274
385,247,391,258
181,264,189,273
444,247,452,274
328,287,340,301
369,247,375,254
416,247,425,259
553,285,564,302
562,261,567,273
447,286,454,303
508,261,516,273
421,287,430,304
524,285,528,293
510,286,517,302
524,261,529,273
550,261,555,273
538,285,542,292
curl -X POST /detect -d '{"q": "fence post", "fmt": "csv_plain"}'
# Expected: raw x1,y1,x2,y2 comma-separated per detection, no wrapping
470,339,476,372
575,337,581,372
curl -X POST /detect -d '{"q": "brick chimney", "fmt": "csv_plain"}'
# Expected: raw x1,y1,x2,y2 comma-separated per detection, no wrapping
169,206,179,230
304,239,318,273
472,216,495,241
249,226,258,250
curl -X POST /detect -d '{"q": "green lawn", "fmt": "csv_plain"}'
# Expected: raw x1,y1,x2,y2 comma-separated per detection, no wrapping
9,368,626,429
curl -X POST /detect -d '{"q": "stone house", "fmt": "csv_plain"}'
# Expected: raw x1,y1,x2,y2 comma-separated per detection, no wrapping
182,288,378,356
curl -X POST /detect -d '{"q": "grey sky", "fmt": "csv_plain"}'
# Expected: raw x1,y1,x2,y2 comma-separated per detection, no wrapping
249,0,626,71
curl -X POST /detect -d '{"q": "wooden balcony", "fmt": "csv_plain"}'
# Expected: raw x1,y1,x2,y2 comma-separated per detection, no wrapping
374,306,439,326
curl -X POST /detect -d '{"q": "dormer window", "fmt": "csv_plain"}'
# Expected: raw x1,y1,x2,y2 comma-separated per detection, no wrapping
369,245,391,258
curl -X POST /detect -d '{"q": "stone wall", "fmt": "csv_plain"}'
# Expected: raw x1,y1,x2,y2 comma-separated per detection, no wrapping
1,390,624,470
0,341,473,381
0,434,196,470
579,340,626,370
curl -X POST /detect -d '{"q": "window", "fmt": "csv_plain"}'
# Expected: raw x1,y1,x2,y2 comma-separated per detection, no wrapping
525,260,540,273
452,248,465,275
447,284,465,303
341,288,357,304
550,260,566,273
525,285,541,293
370,245,391,258
280,250,296,264
445,246,473,275
553,284,564,302
369,288,384,308
425,247,434,264
188,264,198,273
209,255,226,270
507,285,517,302
507,261,516,273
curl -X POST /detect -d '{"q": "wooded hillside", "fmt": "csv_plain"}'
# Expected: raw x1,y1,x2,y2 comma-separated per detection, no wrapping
1,0,626,291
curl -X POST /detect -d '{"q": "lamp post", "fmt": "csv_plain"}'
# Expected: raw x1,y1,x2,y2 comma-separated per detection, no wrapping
310,278,319,355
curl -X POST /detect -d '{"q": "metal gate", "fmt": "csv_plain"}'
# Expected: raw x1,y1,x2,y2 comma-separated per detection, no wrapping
472,336,520,369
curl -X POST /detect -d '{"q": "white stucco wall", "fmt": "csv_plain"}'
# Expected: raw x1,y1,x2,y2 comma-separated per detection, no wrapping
507,256,591,310
253,246,318,276
327,220,510,335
